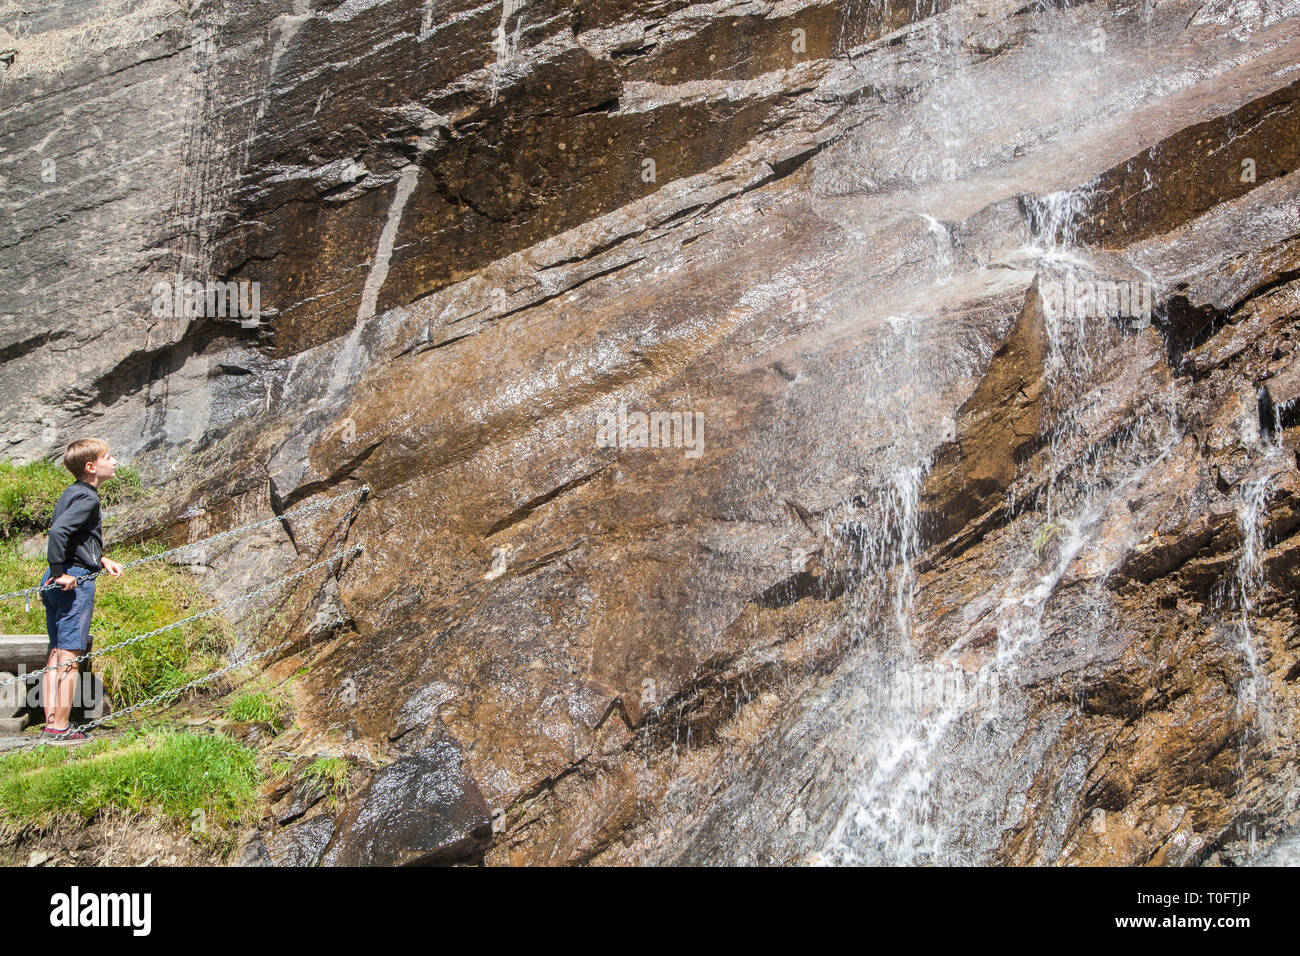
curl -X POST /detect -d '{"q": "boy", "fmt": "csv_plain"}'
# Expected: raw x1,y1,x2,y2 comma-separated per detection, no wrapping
39,438,123,744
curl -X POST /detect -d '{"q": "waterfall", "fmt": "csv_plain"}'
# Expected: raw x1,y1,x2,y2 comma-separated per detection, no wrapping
816,7,1199,864
1228,466,1280,779
1235,476,1270,722
919,214,954,281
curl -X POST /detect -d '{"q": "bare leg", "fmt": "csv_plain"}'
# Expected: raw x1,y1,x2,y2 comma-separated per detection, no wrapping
42,649,78,730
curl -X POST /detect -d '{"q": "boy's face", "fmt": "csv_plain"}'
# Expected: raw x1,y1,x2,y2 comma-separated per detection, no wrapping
85,450,117,482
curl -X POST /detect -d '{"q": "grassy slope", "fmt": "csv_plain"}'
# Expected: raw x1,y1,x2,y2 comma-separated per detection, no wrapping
0,727,259,843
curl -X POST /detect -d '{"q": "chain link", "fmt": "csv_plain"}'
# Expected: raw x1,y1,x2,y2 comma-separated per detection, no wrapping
4,636,298,754
0,546,361,691
0,484,369,603
68,635,296,736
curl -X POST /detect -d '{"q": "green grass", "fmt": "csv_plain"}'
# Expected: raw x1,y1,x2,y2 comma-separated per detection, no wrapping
225,684,293,732
0,459,66,539
303,757,350,805
0,458,143,540
0,728,260,836
1032,519,1066,560
89,544,233,707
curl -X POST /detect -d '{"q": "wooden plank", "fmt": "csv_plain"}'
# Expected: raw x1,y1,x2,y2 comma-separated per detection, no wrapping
0,635,49,670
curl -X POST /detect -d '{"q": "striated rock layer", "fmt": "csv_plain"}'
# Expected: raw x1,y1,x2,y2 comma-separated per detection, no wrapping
2,0,1299,865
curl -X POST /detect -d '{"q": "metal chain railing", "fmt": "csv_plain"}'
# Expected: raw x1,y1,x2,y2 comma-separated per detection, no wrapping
0,483,368,604
0,481,372,753
3,634,302,755
0,546,362,691
68,634,297,737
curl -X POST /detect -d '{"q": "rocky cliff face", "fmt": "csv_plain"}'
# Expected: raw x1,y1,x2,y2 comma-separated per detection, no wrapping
2,0,1298,865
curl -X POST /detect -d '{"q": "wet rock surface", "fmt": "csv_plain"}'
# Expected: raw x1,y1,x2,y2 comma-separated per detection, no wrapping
3,0,1299,865
320,740,491,866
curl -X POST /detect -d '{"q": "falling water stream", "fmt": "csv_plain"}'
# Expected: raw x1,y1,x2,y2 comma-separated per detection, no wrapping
807,3,1266,864
1227,456,1285,789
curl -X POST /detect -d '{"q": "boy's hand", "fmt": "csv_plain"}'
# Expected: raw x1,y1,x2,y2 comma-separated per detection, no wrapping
101,558,123,577
53,574,78,591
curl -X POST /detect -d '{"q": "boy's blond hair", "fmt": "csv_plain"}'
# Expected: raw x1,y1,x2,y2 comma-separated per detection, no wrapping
63,437,110,479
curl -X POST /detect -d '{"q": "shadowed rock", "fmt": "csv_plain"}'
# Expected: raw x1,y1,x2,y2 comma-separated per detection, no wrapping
919,279,1047,551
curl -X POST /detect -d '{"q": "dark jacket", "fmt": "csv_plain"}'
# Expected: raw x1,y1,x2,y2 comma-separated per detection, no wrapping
47,481,103,577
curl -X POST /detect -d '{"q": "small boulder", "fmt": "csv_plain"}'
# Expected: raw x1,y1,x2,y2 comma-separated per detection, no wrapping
321,738,491,866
